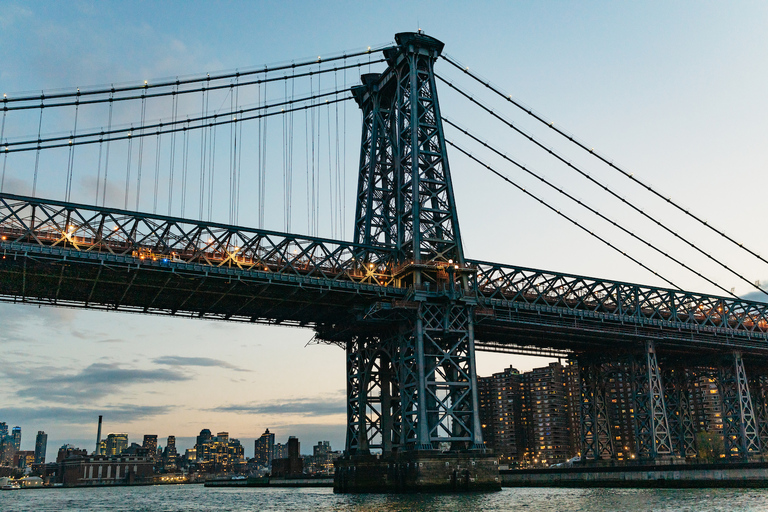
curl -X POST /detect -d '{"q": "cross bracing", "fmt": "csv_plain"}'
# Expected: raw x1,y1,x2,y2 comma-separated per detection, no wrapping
3,192,768,360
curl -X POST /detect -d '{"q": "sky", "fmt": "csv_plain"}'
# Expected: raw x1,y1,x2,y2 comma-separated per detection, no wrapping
2,1,768,456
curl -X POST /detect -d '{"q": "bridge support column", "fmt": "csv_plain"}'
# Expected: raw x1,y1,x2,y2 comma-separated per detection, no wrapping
631,341,673,461
663,366,697,459
719,351,761,459
750,375,768,455
580,358,615,462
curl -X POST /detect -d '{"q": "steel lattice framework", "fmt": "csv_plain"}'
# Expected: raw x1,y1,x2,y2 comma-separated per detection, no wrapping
3,32,768,464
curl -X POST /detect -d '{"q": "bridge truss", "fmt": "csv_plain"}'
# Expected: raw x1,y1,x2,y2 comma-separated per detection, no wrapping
2,32,768,469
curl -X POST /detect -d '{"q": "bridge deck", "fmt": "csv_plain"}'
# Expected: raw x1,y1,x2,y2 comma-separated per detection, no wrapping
2,193,767,361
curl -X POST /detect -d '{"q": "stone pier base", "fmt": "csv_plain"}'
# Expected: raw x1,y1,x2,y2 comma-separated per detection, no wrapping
333,452,501,493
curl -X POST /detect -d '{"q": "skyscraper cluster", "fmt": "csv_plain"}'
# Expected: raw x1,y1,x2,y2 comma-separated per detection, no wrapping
0,423,47,468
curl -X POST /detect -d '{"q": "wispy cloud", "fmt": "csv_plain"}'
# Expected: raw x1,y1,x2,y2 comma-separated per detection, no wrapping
11,362,189,403
0,404,172,425
209,395,346,417
154,356,250,373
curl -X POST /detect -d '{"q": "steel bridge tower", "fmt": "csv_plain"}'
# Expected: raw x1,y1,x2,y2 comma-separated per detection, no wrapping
332,32,499,492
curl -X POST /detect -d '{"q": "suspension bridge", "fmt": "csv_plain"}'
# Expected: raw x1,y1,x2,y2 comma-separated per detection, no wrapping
2,32,768,491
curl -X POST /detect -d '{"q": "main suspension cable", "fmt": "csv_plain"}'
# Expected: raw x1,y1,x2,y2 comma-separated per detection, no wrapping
440,53,768,274
4,90,353,152
438,75,768,297
2,47,393,105
445,118,737,298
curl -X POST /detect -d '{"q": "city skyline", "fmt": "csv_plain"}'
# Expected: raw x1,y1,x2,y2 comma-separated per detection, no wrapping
2,1,768,454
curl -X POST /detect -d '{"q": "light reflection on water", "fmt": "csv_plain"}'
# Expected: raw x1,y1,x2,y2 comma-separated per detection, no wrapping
3,486,768,512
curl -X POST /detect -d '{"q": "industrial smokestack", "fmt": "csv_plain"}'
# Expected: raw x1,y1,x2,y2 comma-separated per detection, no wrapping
95,415,103,455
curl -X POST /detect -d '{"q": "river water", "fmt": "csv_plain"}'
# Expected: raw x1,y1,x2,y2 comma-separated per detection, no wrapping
2,486,768,511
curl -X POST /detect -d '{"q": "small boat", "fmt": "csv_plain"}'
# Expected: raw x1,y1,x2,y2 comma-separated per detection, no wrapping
1,481,20,490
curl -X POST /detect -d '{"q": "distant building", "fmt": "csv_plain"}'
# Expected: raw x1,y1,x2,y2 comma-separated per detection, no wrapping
142,435,158,458
194,431,245,473
254,429,275,468
272,436,302,477
14,450,34,468
56,445,88,464
274,442,287,460
105,433,128,457
162,436,179,470
308,441,338,475
61,455,154,485
34,431,47,464
11,426,21,451
195,429,212,459
0,423,7,438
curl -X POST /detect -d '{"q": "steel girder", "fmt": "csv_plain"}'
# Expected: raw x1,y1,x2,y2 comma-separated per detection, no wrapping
0,193,397,285
471,260,768,341
751,375,768,453
631,341,673,460
345,335,400,455
344,301,483,453
663,367,698,458
579,358,615,461
719,352,761,458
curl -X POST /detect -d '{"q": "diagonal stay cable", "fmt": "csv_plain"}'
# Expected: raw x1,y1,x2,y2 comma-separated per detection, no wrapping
440,53,768,274
446,139,682,291
437,80,768,298
445,123,736,297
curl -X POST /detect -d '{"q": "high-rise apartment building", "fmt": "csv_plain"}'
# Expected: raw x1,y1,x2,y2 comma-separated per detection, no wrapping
254,428,275,468
478,366,524,465
523,362,571,466
479,362,578,466
34,431,47,464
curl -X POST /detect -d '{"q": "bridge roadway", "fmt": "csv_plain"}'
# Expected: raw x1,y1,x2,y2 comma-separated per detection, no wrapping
2,192,768,364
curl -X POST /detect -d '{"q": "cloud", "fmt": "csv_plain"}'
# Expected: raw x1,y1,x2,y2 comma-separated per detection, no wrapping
0,404,171,426
153,356,250,372
209,396,346,417
12,362,190,403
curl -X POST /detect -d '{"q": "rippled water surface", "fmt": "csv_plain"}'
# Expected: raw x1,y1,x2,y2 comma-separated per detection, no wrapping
3,486,768,511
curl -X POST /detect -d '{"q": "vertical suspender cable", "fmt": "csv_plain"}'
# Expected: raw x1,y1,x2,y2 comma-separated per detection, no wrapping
310,73,316,235
135,89,147,210
343,63,347,239
124,129,133,210
65,90,80,202
168,83,179,216
181,121,189,217
208,115,217,221
227,83,237,224
1,101,7,193
288,67,294,233
257,80,263,228
101,90,114,207
95,129,104,204
153,130,161,214
32,93,44,196
260,78,268,228
199,80,209,220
